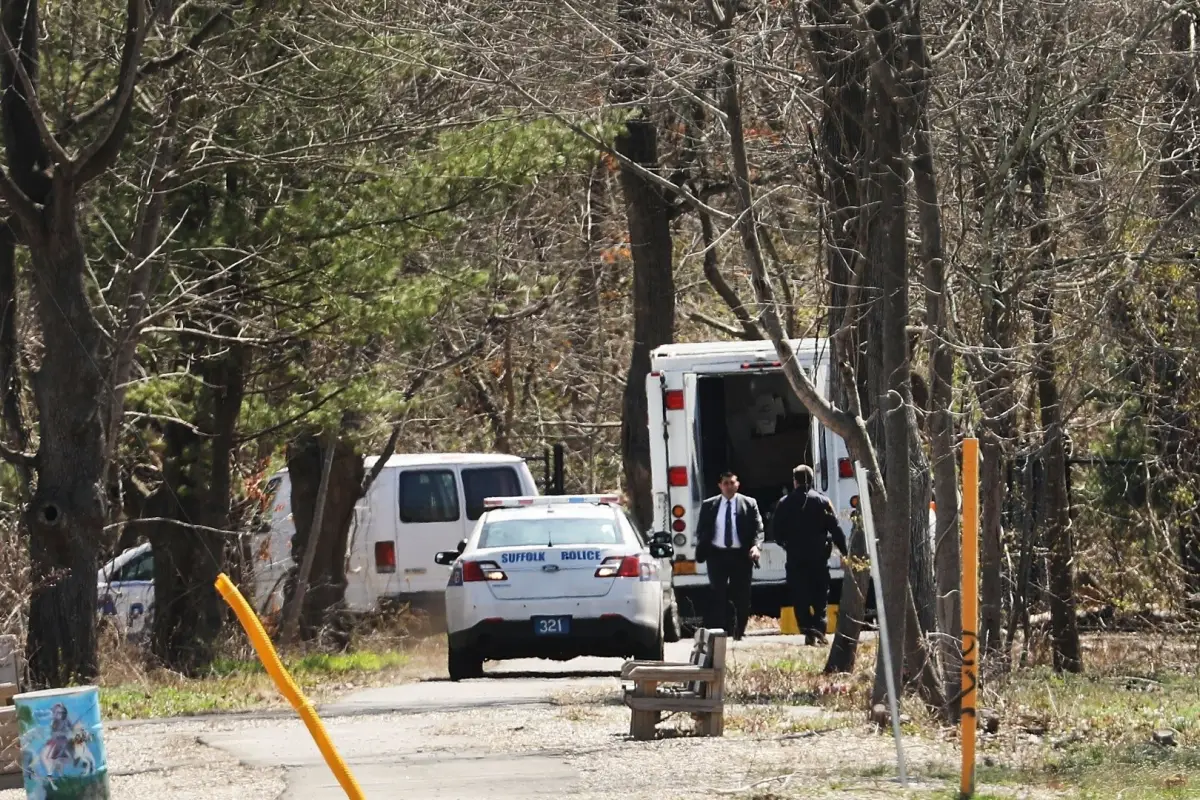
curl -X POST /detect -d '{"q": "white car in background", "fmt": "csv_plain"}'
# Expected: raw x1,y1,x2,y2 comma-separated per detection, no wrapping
97,542,154,638
436,495,680,681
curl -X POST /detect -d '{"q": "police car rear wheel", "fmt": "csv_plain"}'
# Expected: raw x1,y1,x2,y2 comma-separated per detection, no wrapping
634,632,664,661
448,646,484,681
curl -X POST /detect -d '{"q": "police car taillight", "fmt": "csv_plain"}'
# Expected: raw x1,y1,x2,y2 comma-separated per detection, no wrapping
374,541,396,574
462,561,507,582
595,556,640,578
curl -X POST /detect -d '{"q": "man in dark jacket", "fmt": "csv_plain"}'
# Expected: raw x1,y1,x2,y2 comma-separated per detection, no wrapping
695,472,763,640
770,464,847,644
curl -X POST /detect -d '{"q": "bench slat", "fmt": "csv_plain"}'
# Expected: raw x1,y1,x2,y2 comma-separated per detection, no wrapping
626,666,717,683
624,695,722,713
620,660,692,679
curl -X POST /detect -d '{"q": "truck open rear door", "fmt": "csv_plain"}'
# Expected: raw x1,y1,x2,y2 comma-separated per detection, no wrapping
645,372,668,534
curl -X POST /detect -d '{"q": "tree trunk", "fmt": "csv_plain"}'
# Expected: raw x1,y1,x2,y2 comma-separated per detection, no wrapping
867,69,912,710
913,113,961,711
285,431,364,639
825,512,868,672
0,221,29,493
979,432,1006,660
24,197,106,688
1029,159,1082,674
613,0,674,530
146,418,225,676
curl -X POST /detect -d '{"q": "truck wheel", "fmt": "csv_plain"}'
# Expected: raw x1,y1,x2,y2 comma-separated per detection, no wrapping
448,646,484,681
663,598,682,643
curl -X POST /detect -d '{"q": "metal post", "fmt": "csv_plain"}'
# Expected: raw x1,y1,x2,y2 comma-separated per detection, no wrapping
854,464,907,787
552,442,565,495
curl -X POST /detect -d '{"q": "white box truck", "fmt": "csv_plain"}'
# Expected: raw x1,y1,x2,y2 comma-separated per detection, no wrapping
645,338,861,630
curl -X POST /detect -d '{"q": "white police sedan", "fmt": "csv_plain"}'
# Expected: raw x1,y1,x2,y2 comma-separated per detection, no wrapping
434,495,679,681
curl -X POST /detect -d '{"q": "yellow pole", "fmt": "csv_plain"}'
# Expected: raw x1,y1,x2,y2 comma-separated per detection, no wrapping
214,574,366,800
960,438,979,799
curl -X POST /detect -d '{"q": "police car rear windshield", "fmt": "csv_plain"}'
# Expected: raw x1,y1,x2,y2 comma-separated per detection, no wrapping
479,519,621,548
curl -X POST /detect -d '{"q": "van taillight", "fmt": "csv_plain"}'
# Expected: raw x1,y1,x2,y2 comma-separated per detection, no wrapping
374,541,396,573
668,467,688,487
596,556,640,578
837,458,854,479
664,390,684,411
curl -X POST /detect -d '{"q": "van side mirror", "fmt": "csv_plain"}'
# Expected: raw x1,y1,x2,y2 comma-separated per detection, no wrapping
649,542,674,559
434,551,459,566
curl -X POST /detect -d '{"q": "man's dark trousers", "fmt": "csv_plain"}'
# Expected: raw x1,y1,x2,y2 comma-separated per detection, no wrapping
708,548,753,639
787,559,830,637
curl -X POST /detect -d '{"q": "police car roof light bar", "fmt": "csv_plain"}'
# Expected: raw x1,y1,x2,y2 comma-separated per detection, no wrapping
482,494,621,509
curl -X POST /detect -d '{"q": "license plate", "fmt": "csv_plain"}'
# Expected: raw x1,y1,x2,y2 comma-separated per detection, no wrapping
532,616,571,636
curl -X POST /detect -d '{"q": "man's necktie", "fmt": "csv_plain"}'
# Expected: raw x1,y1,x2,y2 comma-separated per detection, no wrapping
724,499,733,548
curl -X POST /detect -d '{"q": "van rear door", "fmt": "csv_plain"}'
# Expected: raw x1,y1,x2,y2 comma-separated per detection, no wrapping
394,467,465,593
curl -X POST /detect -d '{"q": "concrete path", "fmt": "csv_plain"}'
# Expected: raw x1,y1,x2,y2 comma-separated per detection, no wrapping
202,635,799,798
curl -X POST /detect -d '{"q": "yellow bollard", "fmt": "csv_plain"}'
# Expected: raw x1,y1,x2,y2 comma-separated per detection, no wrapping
779,606,800,635
827,604,839,635
960,439,980,800
214,574,366,800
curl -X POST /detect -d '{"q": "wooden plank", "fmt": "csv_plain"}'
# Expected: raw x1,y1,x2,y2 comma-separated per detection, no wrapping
620,660,691,679
624,695,715,714
0,683,15,706
626,666,717,683
625,695,722,713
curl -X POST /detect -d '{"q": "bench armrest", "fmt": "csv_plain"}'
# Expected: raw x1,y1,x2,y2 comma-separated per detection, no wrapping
620,660,692,678
625,665,718,683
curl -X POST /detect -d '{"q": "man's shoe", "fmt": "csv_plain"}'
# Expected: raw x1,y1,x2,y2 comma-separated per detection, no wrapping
803,634,815,646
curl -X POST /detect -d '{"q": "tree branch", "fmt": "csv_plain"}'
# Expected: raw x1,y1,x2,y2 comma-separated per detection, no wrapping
75,0,150,185
0,26,71,169
64,2,253,137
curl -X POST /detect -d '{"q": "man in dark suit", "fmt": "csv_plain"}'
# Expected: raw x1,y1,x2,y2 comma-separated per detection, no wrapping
695,472,763,640
770,464,847,645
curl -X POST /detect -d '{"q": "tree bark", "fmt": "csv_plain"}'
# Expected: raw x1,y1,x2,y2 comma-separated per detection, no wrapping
825,512,868,672
867,76,913,710
23,195,108,687
613,0,674,530
282,430,364,642
914,112,961,712
0,221,29,494
1029,159,1082,674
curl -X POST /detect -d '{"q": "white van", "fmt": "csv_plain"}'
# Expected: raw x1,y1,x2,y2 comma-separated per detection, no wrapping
97,453,540,634
254,453,540,616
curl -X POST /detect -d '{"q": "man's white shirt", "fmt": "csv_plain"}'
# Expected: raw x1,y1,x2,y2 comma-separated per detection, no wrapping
712,495,742,549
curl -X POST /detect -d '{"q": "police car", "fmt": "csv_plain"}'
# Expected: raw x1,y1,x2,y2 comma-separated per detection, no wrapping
434,494,680,681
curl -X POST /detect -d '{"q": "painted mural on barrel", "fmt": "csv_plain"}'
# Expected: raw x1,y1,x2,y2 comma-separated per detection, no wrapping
14,686,109,799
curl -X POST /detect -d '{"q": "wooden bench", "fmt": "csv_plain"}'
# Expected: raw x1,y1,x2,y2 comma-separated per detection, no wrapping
620,628,727,741
1,634,20,790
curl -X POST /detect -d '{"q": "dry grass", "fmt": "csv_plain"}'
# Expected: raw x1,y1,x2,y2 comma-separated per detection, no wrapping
0,517,27,643
97,613,446,720
946,632,1200,800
